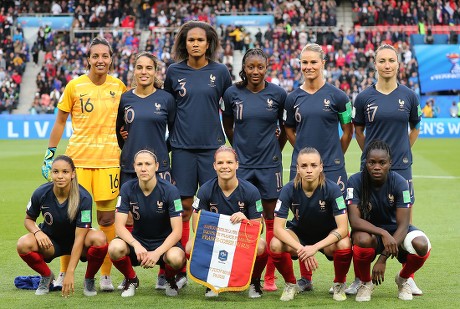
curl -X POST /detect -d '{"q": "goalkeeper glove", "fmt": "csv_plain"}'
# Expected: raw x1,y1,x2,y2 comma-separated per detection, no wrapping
41,147,56,181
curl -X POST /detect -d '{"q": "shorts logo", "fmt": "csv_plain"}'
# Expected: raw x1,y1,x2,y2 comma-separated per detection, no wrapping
403,157,409,164
218,250,228,262
209,74,216,87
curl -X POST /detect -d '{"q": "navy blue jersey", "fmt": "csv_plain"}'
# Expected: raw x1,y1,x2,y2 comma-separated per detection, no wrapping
223,82,287,168
193,177,263,220
284,83,352,172
353,84,421,170
164,61,232,149
26,182,92,243
116,178,182,245
116,89,175,173
346,171,412,230
275,179,346,241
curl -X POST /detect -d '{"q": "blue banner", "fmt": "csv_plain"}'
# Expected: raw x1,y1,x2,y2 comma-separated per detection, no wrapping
414,45,460,93
0,115,458,139
0,115,72,139
17,16,74,30
419,118,460,138
216,15,274,27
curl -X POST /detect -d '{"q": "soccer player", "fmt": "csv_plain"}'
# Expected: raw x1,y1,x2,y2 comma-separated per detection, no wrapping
270,147,352,302
164,20,232,283
222,48,287,292
189,146,268,298
41,37,127,291
109,149,185,297
115,51,176,290
353,44,422,295
283,43,353,292
347,140,431,302
17,155,108,297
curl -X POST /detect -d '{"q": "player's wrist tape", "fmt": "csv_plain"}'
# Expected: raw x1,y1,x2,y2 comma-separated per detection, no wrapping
33,230,41,236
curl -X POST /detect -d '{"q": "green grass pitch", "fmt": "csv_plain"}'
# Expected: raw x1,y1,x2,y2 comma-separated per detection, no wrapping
0,138,459,308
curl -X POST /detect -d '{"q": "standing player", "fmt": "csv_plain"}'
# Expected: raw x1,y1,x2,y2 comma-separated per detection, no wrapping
283,43,353,292
41,37,126,291
353,44,422,295
109,150,185,297
222,48,287,292
189,146,268,298
115,51,176,290
18,155,108,297
164,20,232,283
270,147,352,302
347,140,431,301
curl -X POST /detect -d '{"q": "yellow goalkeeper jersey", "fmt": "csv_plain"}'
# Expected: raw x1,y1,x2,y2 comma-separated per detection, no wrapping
58,74,127,168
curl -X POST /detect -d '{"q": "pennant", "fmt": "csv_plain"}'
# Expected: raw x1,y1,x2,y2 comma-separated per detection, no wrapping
188,210,261,293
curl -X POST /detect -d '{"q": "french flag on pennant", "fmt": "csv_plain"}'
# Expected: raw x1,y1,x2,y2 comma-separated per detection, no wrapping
188,210,261,293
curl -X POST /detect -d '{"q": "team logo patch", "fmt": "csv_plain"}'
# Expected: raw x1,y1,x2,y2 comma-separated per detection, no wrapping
266,98,274,111
157,201,164,213
238,201,245,213
192,198,200,210
256,200,263,213
398,99,405,111
218,250,228,262
154,102,162,114
323,98,331,111
336,196,346,210
110,91,116,98
174,199,183,212
81,210,91,223
388,194,395,206
319,200,326,212
209,74,216,87
402,190,411,204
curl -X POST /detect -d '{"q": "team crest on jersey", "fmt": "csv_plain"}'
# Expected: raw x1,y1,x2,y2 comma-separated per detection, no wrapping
266,98,274,111
110,91,116,98
388,194,395,206
319,200,326,212
323,98,331,111
156,201,164,213
398,99,405,111
154,102,162,114
403,157,409,164
209,74,216,87
238,201,245,213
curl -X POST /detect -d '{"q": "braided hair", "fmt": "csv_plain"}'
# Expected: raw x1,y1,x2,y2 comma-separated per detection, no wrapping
236,48,268,88
360,140,392,220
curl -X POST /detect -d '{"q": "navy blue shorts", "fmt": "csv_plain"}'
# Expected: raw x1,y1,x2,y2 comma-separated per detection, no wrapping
237,166,283,200
393,168,415,204
373,224,418,264
171,148,216,196
44,237,87,263
127,238,183,267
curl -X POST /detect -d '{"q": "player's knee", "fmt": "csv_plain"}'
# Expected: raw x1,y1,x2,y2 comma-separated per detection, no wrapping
351,231,373,248
165,248,186,269
97,210,115,226
257,238,267,256
412,236,430,256
17,234,34,254
108,239,128,260
88,230,107,247
336,235,352,250
269,237,283,254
